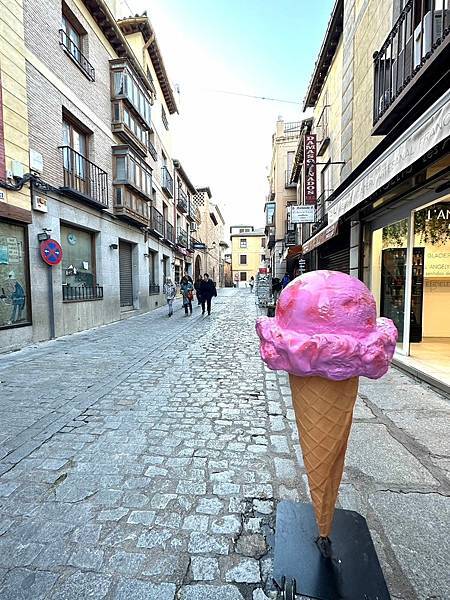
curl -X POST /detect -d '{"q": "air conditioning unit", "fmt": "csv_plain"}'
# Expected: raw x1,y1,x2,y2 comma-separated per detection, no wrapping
414,10,447,67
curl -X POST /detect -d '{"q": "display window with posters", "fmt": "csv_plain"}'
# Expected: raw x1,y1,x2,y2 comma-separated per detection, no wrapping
0,221,31,329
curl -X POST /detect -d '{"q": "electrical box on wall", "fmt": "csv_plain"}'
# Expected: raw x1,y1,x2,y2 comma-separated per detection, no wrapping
32,193,48,213
11,161,25,178
29,149,44,174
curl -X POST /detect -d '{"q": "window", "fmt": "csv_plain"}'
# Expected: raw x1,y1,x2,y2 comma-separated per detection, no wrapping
113,147,153,199
240,238,247,248
240,272,247,281
161,106,169,130
320,161,332,200
112,102,149,150
261,238,266,248
0,221,31,328
261,254,266,263
61,225,96,289
62,118,88,179
266,203,275,226
287,151,295,175
240,255,247,265
148,250,158,287
60,7,94,81
111,62,151,127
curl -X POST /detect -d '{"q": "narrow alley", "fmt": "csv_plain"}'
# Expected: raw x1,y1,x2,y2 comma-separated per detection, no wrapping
0,289,448,600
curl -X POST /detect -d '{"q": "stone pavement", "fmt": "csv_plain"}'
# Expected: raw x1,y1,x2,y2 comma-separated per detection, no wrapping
0,289,449,600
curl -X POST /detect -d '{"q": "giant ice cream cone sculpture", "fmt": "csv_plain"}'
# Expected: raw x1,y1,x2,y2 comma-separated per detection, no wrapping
256,271,397,543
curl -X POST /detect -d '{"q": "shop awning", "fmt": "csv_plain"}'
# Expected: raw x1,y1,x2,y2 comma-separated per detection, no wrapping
281,244,302,262
302,222,339,255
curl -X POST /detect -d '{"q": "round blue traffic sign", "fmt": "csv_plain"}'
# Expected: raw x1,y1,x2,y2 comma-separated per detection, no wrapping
40,239,63,266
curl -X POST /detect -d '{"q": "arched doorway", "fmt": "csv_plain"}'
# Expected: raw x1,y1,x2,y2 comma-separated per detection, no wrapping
194,255,202,282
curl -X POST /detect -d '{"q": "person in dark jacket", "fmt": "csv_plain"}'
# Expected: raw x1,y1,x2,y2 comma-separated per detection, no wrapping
194,278,202,306
199,273,217,315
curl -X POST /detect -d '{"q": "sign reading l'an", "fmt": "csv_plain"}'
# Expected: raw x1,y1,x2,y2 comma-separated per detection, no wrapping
304,134,317,205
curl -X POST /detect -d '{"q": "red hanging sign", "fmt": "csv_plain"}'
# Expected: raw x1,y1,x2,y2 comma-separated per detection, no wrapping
304,133,317,205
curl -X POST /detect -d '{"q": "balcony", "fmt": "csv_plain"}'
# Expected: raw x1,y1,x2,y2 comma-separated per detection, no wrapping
60,146,108,209
110,60,151,128
59,29,95,81
164,220,174,244
149,283,160,295
148,139,157,161
373,0,450,135
111,100,149,156
285,170,296,189
149,206,164,237
177,227,188,248
113,186,150,227
113,146,152,200
161,166,174,197
62,284,103,302
186,201,196,222
284,122,301,137
177,187,188,213
311,191,329,234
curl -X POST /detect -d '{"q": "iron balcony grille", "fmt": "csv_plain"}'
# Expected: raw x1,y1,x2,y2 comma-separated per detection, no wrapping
63,284,103,302
164,221,174,243
373,0,450,127
148,140,157,161
149,283,160,295
177,187,188,212
60,146,109,209
161,166,174,197
284,122,301,136
177,227,188,247
150,206,164,236
59,29,95,81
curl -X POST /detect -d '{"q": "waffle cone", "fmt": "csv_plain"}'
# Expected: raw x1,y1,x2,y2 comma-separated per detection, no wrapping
289,374,359,538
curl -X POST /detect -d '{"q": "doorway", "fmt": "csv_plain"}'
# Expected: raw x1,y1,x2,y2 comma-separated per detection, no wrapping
194,255,202,282
119,241,133,308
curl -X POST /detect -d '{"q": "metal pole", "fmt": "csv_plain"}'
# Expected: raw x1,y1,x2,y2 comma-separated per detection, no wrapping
48,265,55,339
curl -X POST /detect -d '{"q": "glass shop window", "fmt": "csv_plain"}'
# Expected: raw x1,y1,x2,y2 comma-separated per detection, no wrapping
0,222,31,328
61,225,96,288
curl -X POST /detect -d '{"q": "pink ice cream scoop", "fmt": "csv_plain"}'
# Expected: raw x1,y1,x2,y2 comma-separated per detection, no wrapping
256,270,397,380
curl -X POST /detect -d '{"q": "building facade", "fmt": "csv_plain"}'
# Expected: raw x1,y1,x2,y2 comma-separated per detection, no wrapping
264,118,301,279
230,225,265,286
192,187,227,286
0,1,206,352
293,0,450,390
0,0,33,350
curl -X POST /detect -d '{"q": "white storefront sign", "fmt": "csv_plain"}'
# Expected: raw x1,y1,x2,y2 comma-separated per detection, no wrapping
328,91,450,224
290,205,316,224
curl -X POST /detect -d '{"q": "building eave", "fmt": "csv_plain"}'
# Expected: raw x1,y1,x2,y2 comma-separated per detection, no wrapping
83,1,155,96
173,160,197,194
303,0,344,111
291,118,313,183
117,15,178,114
196,186,212,199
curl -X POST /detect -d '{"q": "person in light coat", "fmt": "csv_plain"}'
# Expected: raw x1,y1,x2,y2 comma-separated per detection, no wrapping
163,277,177,317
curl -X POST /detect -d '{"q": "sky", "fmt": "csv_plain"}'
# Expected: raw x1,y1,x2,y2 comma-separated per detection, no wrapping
117,0,335,232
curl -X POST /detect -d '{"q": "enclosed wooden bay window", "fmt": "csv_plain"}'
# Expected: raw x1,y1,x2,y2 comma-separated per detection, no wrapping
113,146,152,199
110,59,151,128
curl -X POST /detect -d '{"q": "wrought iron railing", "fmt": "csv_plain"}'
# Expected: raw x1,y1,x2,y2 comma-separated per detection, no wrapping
150,206,164,235
177,187,188,212
284,122,301,136
164,221,174,243
373,0,450,125
59,29,95,81
149,283,160,295
312,191,330,233
148,140,157,161
177,227,188,247
62,284,103,301
188,202,196,221
285,170,296,188
161,166,173,197
60,146,108,208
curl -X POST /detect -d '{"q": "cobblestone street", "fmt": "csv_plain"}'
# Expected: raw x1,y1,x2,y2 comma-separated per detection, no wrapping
0,289,449,600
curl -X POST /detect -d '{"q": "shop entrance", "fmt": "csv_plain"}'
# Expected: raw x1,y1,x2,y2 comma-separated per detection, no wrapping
370,195,450,384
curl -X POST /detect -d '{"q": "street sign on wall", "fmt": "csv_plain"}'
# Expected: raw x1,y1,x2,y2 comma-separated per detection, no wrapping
304,133,317,205
40,239,63,266
290,205,316,224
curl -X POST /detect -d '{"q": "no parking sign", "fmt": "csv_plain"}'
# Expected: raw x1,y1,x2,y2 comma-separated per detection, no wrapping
40,239,63,266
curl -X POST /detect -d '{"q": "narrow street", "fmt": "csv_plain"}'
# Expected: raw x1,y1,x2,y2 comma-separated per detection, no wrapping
0,289,448,600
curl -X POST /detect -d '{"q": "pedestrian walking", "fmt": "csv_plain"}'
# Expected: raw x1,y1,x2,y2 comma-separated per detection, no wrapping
163,277,177,317
194,277,203,306
281,273,291,289
249,276,255,293
180,276,194,316
272,277,282,303
184,272,193,284
199,273,217,315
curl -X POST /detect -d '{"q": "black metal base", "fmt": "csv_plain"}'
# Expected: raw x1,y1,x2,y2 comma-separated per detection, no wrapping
273,501,391,600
